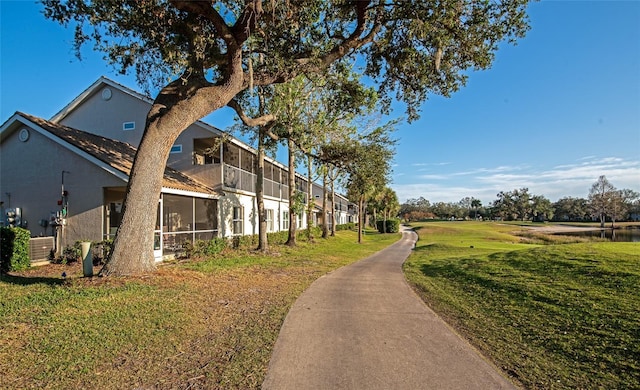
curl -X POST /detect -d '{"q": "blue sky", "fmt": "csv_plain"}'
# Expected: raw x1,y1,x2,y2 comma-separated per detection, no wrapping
1,1,639,205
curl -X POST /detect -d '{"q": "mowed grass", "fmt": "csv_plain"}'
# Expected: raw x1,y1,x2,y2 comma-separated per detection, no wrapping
0,229,399,390
404,221,640,389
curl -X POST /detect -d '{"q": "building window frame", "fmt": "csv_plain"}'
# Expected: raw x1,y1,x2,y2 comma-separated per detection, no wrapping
266,209,275,232
232,206,244,235
282,210,289,231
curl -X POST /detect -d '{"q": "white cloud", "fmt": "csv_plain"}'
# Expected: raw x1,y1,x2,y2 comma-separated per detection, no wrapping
410,162,451,167
392,156,640,204
417,174,448,180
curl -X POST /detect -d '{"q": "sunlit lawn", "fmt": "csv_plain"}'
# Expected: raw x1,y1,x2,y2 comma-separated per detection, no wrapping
0,229,399,389
404,221,640,389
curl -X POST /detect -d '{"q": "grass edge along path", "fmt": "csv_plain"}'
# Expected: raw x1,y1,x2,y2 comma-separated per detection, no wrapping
0,229,399,390
403,221,639,390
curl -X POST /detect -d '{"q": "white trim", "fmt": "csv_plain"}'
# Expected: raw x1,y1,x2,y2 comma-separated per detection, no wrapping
161,186,219,199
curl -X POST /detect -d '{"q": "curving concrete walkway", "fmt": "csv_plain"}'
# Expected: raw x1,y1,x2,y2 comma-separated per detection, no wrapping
262,227,517,390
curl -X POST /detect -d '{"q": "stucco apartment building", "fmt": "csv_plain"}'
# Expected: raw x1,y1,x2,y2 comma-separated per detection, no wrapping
0,77,355,261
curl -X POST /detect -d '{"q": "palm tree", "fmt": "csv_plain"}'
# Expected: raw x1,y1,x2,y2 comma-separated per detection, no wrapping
471,198,482,220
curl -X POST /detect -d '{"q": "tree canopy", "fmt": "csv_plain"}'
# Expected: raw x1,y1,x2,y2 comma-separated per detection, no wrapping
42,0,532,275
44,0,530,120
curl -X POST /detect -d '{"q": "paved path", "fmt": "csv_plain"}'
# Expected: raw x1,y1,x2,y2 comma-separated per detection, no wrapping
262,227,517,390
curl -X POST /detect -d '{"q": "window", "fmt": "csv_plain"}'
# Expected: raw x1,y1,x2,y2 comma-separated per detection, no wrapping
266,209,274,232
123,121,135,131
233,206,244,235
264,162,273,180
195,198,218,231
241,149,254,173
158,194,220,255
162,194,192,254
170,144,182,154
282,210,289,230
223,142,240,167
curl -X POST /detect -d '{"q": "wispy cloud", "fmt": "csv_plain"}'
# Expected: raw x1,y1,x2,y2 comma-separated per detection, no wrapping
410,162,451,167
393,156,640,204
449,165,529,177
418,174,448,180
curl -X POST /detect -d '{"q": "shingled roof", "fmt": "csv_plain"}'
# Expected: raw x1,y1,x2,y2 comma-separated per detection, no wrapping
18,112,219,196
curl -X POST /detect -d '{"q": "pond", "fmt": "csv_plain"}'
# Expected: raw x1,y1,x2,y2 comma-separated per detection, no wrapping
554,229,640,242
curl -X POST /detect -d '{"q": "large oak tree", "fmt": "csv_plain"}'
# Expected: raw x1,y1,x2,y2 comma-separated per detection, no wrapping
42,0,531,275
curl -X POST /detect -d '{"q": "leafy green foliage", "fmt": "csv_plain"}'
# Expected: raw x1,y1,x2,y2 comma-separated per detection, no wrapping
0,227,30,272
42,0,531,121
336,222,356,231
185,237,228,257
53,243,81,265
376,218,400,233
41,0,532,275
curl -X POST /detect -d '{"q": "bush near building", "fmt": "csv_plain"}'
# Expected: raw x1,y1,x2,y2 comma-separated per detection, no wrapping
0,226,31,273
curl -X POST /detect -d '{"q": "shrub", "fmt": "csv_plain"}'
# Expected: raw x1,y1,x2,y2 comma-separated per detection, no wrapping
336,223,356,231
297,226,322,241
52,242,81,265
386,219,400,233
267,230,289,245
187,237,228,257
0,226,31,273
92,240,113,265
231,234,257,249
376,219,400,233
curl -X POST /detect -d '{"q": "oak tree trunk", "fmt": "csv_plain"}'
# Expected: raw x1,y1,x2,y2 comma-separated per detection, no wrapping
285,137,297,246
306,155,314,242
321,169,329,239
330,176,336,237
100,74,243,276
100,121,171,275
256,129,268,251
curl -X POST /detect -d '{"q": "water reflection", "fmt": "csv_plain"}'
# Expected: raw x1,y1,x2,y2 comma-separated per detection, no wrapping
555,229,640,242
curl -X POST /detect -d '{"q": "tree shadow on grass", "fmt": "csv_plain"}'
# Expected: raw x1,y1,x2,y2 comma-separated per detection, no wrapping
418,253,565,307
0,273,65,286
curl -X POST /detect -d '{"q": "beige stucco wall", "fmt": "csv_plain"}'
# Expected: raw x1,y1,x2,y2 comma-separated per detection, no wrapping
57,83,225,189
57,85,150,147
0,122,126,247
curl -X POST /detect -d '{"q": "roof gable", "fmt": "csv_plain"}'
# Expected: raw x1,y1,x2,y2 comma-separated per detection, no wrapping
50,77,153,123
45,76,299,171
3,112,218,196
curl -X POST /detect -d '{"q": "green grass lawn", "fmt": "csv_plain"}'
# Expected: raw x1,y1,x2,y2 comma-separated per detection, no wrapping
0,229,399,390
404,221,640,389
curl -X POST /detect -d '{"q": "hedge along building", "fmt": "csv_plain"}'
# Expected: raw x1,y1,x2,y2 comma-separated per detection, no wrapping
0,77,356,261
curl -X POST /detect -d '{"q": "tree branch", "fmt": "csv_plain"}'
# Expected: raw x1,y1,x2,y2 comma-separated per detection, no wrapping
227,98,276,127
169,0,236,46
248,1,383,88
319,1,382,67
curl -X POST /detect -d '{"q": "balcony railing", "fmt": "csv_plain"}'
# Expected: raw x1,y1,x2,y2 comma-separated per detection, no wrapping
224,164,289,199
